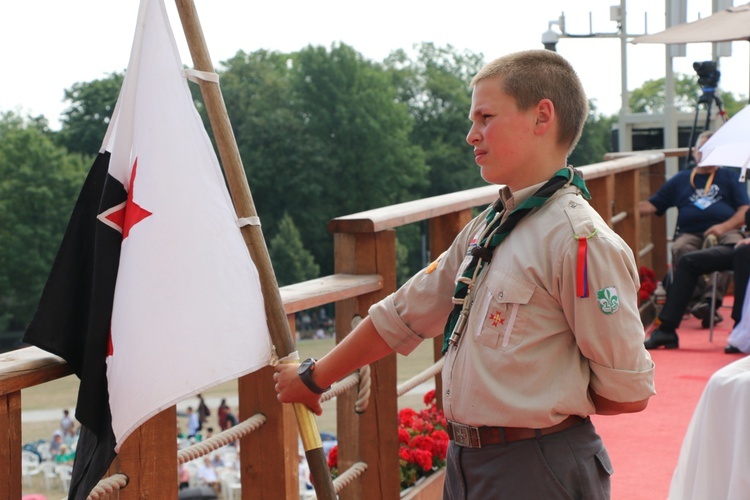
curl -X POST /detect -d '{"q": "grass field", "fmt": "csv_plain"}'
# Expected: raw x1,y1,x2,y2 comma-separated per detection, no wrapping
20,336,438,497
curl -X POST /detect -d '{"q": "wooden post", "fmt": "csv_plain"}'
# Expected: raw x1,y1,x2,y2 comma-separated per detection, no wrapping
239,367,298,498
173,1,335,498
587,174,615,226
112,407,178,498
615,170,641,269
334,230,399,500
0,347,70,499
0,392,21,500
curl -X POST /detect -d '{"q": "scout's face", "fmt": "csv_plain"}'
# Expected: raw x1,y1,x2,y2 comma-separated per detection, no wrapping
466,76,537,190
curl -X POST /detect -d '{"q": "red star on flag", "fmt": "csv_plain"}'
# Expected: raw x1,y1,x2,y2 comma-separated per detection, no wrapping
489,310,505,327
98,158,152,239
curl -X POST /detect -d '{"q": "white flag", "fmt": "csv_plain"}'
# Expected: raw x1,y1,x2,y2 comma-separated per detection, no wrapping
102,0,272,449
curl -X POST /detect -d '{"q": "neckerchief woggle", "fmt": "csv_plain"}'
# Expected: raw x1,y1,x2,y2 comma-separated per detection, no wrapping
441,166,590,354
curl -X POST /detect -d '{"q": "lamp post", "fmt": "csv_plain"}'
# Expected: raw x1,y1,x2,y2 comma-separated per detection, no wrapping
541,1,638,152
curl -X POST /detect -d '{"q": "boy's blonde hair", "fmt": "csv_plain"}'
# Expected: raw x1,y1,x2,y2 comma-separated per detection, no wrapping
471,50,588,155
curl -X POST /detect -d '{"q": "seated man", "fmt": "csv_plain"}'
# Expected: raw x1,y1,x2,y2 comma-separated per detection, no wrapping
645,211,750,353
639,130,749,326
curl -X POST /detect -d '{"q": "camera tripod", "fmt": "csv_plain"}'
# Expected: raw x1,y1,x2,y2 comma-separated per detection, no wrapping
684,88,727,170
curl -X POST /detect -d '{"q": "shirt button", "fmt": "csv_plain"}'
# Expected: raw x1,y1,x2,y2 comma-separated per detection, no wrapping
445,390,450,396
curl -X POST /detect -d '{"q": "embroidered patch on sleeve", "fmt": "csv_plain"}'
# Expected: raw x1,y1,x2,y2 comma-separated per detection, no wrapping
425,251,447,274
596,286,620,314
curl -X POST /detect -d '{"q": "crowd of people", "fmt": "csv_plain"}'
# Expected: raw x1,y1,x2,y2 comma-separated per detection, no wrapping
49,409,78,463
295,307,334,340
176,394,240,494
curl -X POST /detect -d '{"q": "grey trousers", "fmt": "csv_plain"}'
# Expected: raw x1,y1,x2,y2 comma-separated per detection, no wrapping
443,417,612,500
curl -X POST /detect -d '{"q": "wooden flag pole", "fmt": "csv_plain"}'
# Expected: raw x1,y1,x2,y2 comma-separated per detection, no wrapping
173,1,336,499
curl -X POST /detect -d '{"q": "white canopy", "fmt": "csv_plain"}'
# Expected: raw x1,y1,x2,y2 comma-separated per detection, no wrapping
632,3,750,44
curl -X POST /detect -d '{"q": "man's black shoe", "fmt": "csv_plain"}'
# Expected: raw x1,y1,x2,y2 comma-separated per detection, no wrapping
701,313,723,329
690,301,723,328
725,344,742,354
644,329,679,349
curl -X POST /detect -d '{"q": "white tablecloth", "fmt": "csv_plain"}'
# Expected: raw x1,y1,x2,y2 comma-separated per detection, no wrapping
669,356,750,499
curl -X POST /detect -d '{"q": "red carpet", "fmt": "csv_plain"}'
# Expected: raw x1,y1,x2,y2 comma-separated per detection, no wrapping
592,299,746,499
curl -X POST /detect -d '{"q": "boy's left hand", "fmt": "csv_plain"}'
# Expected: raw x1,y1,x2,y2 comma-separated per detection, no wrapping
273,363,324,415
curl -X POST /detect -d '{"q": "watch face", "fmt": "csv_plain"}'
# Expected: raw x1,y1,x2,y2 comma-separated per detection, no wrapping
298,358,314,374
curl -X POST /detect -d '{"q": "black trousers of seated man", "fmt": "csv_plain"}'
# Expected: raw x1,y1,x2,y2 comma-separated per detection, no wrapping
659,243,750,331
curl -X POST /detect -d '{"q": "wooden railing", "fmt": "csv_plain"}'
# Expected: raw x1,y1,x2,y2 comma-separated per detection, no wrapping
0,150,671,499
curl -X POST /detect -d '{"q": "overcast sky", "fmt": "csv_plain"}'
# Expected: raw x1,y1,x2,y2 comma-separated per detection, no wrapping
2,0,748,130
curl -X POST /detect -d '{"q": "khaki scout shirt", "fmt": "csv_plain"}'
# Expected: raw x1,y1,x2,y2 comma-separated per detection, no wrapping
369,181,656,428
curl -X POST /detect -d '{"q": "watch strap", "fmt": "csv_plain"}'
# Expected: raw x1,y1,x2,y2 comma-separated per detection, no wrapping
299,358,330,394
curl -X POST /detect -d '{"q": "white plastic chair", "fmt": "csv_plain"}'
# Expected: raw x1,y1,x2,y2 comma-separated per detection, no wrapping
40,461,59,490
183,460,201,487
21,450,41,486
219,469,241,500
56,464,73,492
36,442,52,462
219,447,239,469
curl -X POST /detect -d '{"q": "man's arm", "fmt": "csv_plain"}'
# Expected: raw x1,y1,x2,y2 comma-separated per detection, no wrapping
590,389,650,415
274,316,394,415
638,200,657,216
705,205,749,238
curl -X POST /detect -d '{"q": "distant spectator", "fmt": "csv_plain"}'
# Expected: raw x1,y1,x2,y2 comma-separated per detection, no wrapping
225,411,239,448
300,312,312,330
197,394,210,430
197,456,221,495
178,463,191,490
60,409,74,437
186,406,200,438
50,430,65,458
210,452,224,468
217,398,229,431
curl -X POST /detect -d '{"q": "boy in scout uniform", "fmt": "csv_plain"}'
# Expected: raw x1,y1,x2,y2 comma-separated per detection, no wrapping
275,50,655,499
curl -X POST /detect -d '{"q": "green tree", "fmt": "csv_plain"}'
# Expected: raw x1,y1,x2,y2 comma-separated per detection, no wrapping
385,44,485,198
720,91,747,119
57,72,124,155
219,44,427,275
0,112,88,332
569,101,617,167
268,213,319,287
629,73,747,115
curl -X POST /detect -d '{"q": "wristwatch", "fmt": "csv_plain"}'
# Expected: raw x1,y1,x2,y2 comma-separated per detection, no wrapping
298,358,331,394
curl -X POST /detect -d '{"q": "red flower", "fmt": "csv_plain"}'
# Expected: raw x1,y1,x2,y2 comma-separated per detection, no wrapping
398,428,411,444
410,434,435,453
398,408,418,426
638,266,657,305
423,389,437,406
397,391,449,489
411,448,433,471
327,445,338,469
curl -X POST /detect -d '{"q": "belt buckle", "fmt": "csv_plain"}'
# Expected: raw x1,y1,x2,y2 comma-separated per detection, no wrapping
451,422,481,448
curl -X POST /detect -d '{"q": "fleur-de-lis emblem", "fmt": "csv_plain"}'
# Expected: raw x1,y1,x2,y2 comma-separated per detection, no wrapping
596,287,620,314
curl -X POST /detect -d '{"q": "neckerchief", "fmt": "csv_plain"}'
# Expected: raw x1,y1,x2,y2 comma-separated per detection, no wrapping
441,166,590,354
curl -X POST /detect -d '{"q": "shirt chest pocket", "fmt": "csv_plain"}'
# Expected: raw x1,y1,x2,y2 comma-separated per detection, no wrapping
472,271,536,350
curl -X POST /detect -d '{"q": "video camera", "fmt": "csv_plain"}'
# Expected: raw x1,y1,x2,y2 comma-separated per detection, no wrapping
693,60,721,91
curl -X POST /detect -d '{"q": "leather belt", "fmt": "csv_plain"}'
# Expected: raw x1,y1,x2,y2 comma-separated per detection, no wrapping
447,415,586,448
